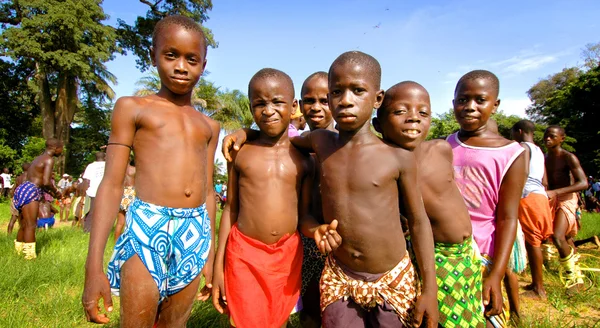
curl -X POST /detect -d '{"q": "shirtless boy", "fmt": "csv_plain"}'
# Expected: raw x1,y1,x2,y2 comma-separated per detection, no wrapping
114,160,136,241
72,179,87,227
372,81,484,327
511,120,553,299
223,51,438,327
298,71,336,327
82,15,219,327
211,68,314,328
7,162,30,235
449,70,526,327
37,194,59,230
544,125,588,290
13,139,63,259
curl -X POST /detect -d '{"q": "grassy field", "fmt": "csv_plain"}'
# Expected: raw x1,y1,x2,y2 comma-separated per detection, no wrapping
1,200,600,327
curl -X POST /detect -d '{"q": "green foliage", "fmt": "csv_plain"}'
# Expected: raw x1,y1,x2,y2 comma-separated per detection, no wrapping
427,109,459,140
213,159,227,185
0,141,17,170
0,0,118,82
214,89,254,132
526,44,600,176
117,0,217,71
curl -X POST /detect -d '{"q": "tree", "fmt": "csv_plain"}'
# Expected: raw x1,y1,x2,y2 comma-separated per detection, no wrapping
427,109,459,140
526,67,581,122
0,0,119,172
214,89,254,132
117,0,217,71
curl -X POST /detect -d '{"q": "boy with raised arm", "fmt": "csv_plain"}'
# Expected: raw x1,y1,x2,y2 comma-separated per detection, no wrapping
223,52,438,328
82,15,219,327
544,125,588,290
448,70,527,327
13,139,63,259
373,81,485,328
212,68,315,328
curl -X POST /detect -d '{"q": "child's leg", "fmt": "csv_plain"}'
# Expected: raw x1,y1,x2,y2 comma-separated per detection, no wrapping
154,274,201,328
7,214,18,234
524,241,546,299
503,269,520,319
20,201,39,243
120,254,160,328
552,210,572,258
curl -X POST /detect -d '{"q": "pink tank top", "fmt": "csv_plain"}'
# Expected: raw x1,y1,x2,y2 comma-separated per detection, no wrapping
447,133,524,257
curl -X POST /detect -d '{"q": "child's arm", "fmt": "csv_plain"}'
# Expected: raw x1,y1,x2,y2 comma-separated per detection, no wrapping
221,128,259,162
42,159,61,199
211,154,240,314
197,117,221,301
547,153,588,198
398,150,438,328
486,153,526,316
298,156,341,254
82,97,136,324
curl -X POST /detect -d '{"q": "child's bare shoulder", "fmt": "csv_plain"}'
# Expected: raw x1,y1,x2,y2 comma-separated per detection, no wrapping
310,128,337,143
422,139,453,161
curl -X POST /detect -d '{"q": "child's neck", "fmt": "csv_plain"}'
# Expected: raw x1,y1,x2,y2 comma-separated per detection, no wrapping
547,145,564,155
522,134,534,143
458,124,492,139
258,130,290,147
338,121,376,144
157,87,193,107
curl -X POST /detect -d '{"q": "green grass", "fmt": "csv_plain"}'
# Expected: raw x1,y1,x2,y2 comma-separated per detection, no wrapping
1,199,600,327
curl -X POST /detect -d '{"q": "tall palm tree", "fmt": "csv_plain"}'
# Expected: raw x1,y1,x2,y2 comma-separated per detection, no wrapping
214,89,254,132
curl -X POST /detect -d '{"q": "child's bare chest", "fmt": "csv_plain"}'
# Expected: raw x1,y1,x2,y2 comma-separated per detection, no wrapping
237,146,303,182
320,146,398,192
137,108,210,145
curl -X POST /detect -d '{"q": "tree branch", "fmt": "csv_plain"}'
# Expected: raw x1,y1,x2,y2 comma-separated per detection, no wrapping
139,0,164,16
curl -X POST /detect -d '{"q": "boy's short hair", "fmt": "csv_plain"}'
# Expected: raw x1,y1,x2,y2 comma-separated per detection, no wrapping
455,70,500,96
377,81,427,119
330,51,381,89
301,71,328,96
152,15,207,53
546,125,566,136
248,68,295,99
512,119,536,134
46,138,63,149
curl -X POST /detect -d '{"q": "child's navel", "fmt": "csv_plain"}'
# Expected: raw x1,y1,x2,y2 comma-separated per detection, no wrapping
184,188,192,197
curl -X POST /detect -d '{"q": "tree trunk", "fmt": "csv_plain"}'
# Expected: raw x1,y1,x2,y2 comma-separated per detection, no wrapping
37,63,54,140
54,73,79,174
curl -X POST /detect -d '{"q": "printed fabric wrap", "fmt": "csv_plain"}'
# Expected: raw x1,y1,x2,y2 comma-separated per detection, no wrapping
13,181,42,211
435,237,485,328
107,197,211,300
320,252,420,327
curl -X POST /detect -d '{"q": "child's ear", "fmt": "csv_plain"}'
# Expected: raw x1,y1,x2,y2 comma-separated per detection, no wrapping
373,89,385,109
492,98,500,114
372,117,382,134
150,47,156,67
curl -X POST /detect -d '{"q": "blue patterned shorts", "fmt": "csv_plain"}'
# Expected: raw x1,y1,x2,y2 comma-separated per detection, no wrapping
107,198,211,300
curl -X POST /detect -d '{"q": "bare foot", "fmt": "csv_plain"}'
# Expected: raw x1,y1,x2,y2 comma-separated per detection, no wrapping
594,236,600,249
521,289,547,300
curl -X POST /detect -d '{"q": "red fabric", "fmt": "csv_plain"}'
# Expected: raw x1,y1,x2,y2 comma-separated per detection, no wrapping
518,193,553,247
225,224,303,328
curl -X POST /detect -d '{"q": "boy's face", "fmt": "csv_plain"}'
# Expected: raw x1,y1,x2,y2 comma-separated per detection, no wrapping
300,77,332,130
544,127,564,149
376,86,431,150
329,62,383,131
151,25,207,95
452,78,500,132
249,77,296,137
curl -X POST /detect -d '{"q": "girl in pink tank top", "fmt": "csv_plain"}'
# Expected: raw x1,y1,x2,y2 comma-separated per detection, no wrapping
447,133,523,257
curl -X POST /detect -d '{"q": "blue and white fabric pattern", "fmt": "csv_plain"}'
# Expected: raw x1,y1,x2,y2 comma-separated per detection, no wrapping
107,197,211,300
13,181,42,211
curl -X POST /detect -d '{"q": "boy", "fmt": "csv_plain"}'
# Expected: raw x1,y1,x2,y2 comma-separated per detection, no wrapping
7,162,29,235
449,70,526,327
222,52,438,327
544,125,588,290
72,179,87,227
114,160,135,241
1,167,12,198
511,120,553,299
373,81,484,328
211,68,313,328
298,71,335,328
82,152,106,232
37,193,58,230
82,15,219,327
13,139,63,259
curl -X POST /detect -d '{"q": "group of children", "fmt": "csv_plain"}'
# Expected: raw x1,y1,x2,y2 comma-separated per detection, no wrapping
75,14,590,328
